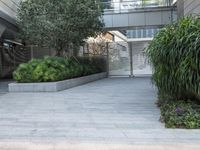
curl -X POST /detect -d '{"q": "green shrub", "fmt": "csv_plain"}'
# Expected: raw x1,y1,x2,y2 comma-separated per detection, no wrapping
13,56,105,83
146,16,200,101
160,100,200,129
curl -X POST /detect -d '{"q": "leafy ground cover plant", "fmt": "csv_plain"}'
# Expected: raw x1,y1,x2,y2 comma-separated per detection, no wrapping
159,100,200,129
13,56,105,83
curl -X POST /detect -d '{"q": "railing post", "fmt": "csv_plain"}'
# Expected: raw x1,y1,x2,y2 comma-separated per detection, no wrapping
118,2,121,13
129,42,134,78
0,46,2,77
106,42,109,76
30,45,34,59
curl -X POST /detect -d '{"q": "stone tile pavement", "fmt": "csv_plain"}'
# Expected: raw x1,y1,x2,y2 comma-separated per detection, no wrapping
0,78,200,149
0,79,13,94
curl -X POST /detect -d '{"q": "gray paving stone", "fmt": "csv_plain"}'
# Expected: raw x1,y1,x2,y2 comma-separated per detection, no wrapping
0,77,199,146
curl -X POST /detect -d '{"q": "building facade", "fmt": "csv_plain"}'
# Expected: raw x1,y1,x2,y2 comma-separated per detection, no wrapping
0,0,19,40
0,0,33,78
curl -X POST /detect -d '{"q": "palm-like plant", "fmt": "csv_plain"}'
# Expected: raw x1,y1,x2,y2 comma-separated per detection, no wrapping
146,16,200,101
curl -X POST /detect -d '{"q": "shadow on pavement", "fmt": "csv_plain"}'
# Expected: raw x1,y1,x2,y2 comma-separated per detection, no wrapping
0,79,14,94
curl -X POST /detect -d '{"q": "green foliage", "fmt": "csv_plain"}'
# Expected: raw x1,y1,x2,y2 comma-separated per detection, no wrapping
160,100,200,129
146,16,200,100
13,56,105,83
18,0,104,55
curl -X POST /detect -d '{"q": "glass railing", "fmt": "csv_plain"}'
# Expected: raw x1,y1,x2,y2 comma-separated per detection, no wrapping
102,0,172,13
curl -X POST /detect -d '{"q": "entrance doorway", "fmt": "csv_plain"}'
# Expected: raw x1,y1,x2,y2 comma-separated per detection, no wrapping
108,41,152,77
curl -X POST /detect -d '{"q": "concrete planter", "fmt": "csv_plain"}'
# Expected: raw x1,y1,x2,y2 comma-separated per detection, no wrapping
9,72,107,92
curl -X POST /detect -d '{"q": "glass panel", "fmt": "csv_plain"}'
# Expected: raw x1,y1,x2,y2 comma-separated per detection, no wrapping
108,42,130,76
131,41,152,75
143,29,147,38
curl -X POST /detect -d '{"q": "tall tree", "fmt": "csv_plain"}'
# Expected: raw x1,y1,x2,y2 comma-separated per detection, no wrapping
18,0,104,56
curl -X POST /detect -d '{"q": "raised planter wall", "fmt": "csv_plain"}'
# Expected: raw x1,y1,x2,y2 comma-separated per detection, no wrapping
9,72,107,92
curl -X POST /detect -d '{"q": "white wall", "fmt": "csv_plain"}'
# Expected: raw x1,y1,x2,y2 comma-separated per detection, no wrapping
184,0,200,16
177,0,200,17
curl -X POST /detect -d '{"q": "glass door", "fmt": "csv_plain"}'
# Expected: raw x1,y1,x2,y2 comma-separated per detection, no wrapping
130,41,152,76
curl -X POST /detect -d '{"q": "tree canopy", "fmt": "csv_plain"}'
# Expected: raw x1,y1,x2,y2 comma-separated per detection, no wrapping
18,0,104,55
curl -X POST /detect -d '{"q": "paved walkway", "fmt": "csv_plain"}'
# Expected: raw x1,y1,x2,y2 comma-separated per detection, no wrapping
0,79,13,94
0,78,200,149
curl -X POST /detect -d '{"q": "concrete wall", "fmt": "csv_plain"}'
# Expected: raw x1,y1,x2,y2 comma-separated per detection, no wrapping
176,0,184,18
184,0,200,16
9,72,107,92
177,0,200,17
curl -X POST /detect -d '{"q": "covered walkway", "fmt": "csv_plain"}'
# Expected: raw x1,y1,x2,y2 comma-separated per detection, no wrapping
0,78,200,149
